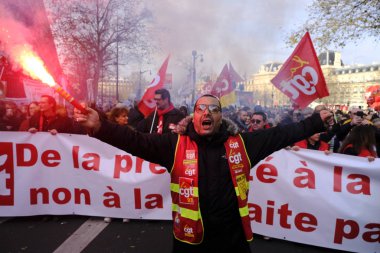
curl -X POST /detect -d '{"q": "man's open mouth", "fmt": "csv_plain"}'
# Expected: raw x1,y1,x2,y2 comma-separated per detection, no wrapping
202,119,212,127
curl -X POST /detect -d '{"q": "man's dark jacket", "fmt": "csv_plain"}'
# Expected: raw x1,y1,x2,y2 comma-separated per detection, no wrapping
29,112,73,133
93,113,325,253
136,108,184,133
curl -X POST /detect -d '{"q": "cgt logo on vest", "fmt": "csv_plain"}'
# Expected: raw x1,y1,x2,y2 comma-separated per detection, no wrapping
229,151,242,165
229,141,239,149
185,167,196,177
179,177,194,204
186,150,196,160
184,224,195,238
0,142,15,206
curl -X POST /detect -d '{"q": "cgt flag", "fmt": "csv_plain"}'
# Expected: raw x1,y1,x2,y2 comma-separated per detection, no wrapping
365,85,380,110
200,80,214,95
211,64,236,107
138,55,170,117
271,32,329,108
229,61,244,87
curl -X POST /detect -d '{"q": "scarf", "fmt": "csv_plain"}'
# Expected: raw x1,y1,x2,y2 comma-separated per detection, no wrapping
156,103,174,134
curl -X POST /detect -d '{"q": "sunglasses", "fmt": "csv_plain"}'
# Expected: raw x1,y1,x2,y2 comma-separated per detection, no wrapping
252,119,262,124
194,104,221,114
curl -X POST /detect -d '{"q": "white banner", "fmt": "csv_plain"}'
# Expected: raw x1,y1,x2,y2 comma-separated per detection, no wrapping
249,148,379,253
0,132,172,220
0,132,379,252
23,78,55,102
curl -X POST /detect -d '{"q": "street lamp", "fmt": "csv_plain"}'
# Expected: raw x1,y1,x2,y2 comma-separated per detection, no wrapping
115,17,121,102
115,37,119,102
137,69,150,100
191,50,203,106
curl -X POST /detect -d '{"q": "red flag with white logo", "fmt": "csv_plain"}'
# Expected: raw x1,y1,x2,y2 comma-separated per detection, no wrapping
138,55,170,117
365,85,380,108
200,80,213,95
271,32,329,108
211,64,236,107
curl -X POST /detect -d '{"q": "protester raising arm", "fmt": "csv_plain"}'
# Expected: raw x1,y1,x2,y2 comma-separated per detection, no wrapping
241,110,332,165
74,107,178,169
74,97,333,253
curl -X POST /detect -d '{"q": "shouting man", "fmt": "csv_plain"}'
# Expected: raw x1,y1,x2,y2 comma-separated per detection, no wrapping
74,94,332,253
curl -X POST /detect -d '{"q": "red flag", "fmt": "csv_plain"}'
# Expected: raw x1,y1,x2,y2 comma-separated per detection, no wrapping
229,61,244,83
200,80,213,95
1,0,62,78
210,64,228,97
0,0,63,99
271,32,329,108
138,55,170,117
365,85,380,107
211,64,236,107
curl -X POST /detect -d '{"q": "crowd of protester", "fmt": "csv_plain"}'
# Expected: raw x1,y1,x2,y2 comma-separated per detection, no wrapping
0,90,379,231
1,91,377,253
1,92,379,162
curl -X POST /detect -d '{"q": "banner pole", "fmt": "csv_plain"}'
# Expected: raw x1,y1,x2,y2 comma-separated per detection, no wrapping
149,106,158,133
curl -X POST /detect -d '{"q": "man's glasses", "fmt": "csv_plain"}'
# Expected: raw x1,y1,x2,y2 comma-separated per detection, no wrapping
252,119,262,124
194,104,221,114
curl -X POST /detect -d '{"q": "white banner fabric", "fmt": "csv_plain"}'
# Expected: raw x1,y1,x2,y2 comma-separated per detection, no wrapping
0,132,378,253
248,148,379,253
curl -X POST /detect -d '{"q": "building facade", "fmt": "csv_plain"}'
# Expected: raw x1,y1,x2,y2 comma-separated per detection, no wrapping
97,78,136,105
245,51,380,109
245,62,288,107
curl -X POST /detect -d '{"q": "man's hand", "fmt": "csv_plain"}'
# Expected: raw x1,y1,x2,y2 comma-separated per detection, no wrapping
28,127,38,134
291,146,300,151
73,107,101,133
48,129,58,135
367,156,375,162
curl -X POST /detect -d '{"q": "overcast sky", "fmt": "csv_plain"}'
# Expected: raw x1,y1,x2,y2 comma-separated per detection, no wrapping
2,0,377,87
140,0,379,81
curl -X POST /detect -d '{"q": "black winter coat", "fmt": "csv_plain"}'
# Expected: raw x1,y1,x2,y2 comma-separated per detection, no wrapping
29,112,73,133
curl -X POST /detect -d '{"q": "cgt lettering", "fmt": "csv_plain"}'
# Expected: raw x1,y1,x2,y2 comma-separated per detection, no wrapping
184,226,193,234
229,152,242,164
185,168,196,176
184,225,194,237
229,141,239,149
280,66,318,100
180,187,194,198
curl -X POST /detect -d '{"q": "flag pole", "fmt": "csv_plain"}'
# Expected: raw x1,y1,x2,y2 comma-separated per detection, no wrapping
149,106,158,133
0,66,4,81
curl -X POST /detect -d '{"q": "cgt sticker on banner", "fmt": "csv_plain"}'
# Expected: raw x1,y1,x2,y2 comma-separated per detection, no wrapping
0,142,14,206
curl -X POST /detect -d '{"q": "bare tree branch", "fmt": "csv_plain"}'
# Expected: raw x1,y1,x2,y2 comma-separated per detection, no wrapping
45,0,154,100
287,0,379,49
